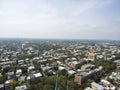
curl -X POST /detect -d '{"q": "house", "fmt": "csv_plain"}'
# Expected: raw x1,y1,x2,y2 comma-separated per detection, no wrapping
84,87,94,90
65,58,76,63
58,66,66,71
67,70,76,76
18,76,26,82
91,82,104,90
47,70,56,76
16,69,22,77
100,79,116,90
5,80,14,85
28,66,36,73
5,80,14,90
109,72,120,84
15,85,27,90
6,71,14,79
100,79,110,87
41,65,53,71
81,64,95,71
18,60,24,65
27,72,42,82
114,60,120,72
68,61,80,68
33,72,42,78
0,73,2,77
0,84,4,90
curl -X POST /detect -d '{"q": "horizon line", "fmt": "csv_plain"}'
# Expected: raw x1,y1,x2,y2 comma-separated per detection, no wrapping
0,37,120,41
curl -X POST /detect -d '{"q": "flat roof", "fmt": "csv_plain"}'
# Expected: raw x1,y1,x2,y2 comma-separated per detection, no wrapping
91,82,104,90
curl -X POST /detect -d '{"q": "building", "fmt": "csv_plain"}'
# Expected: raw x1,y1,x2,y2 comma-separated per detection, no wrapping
6,71,14,79
28,66,35,73
74,71,95,85
100,79,116,90
74,66,102,85
88,49,95,61
91,82,104,90
15,85,27,90
16,69,22,77
0,84,4,90
114,60,120,73
68,61,80,68
81,64,95,71
67,70,76,76
22,44,26,49
84,87,93,90
33,72,42,78
58,66,66,71
18,76,26,82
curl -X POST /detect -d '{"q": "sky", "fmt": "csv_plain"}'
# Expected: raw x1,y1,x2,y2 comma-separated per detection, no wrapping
0,0,120,40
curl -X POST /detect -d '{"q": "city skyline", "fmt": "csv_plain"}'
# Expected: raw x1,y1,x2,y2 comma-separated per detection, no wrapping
0,0,120,40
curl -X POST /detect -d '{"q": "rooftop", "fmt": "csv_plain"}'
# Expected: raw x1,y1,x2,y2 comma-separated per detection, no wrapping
15,85,27,90
91,82,104,90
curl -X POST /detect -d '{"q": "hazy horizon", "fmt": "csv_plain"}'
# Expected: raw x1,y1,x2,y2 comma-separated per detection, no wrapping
0,0,120,40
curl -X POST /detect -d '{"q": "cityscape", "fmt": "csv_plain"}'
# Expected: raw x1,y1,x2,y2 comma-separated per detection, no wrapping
0,0,120,90
0,39,120,90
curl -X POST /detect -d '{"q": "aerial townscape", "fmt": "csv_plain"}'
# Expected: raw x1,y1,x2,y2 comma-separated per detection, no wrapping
0,39,120,90
1,0,120,90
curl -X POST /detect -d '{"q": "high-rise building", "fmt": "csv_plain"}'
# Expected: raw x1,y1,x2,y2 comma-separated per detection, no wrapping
88,48,95,61
22,44,26,49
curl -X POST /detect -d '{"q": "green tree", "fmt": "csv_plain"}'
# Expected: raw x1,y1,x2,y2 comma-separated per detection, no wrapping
10,81,19,90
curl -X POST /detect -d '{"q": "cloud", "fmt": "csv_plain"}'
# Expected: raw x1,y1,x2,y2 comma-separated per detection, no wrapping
51,0,114,17
0,0,119,40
